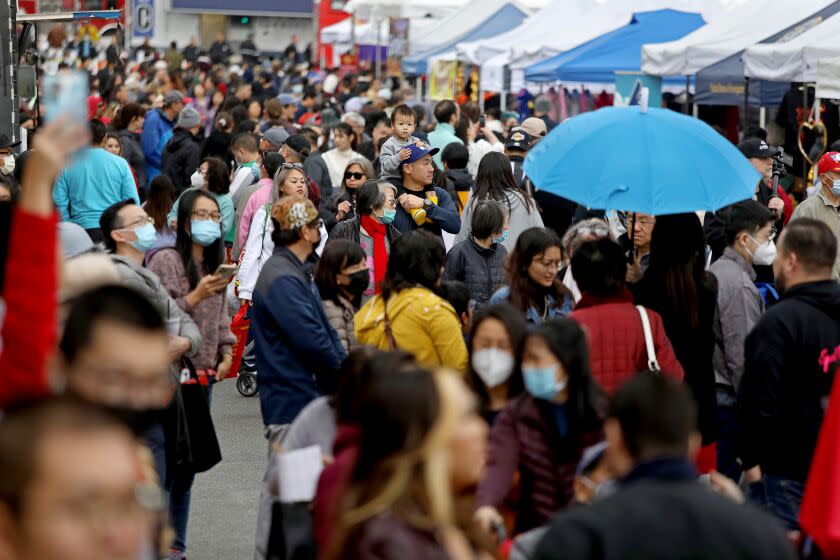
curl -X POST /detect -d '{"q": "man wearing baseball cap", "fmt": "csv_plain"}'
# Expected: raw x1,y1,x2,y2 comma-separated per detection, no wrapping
789,151,840,278
737,138,790,225
142,89,184,185
390,143,461,238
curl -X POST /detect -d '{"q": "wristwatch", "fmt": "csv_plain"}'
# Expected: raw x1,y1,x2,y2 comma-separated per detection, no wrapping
423,198,434,208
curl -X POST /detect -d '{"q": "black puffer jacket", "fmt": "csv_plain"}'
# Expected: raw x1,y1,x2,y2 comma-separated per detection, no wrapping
443,235,507,306
161,128,202,191
321,190,357,233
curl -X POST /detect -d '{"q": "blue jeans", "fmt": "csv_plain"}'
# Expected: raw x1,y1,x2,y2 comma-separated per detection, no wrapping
747,475,804,530
142,420,167,484
166,467,195,552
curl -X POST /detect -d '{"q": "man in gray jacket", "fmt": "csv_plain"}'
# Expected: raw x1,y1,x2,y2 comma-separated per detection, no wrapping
99,199,203,480
709,200,774,481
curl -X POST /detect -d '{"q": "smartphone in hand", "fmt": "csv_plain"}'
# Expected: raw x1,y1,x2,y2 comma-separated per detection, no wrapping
42,72,89,125
214,264,237,282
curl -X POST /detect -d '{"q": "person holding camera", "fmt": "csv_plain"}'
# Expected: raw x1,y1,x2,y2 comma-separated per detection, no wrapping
738,138,792,227
704,139,792,266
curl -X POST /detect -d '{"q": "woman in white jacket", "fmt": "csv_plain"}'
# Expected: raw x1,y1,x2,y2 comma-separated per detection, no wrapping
236,163,327,301
454,152,543,252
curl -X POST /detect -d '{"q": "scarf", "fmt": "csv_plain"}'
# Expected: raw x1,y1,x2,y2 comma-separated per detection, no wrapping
360,214,387,294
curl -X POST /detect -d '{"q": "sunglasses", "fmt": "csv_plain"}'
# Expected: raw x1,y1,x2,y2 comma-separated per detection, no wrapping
344,171,365,180
281,163,304,170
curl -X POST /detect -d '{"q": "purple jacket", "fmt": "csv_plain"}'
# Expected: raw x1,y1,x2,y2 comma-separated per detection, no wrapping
476,395,602,534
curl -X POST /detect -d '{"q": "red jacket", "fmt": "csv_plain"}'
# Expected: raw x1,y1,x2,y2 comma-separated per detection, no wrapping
0,209,57,407
313,424,360,556
570,288,683,394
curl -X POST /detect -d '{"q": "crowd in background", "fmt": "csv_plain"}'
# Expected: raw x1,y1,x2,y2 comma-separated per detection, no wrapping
1,27,840,560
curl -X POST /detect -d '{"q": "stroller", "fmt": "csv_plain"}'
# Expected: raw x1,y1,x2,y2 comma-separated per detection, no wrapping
236,340,259,397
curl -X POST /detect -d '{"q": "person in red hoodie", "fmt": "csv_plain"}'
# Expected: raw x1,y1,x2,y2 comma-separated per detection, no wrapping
570,237,683,394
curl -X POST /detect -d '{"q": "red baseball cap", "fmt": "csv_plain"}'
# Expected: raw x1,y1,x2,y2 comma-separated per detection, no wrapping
818,152,840,176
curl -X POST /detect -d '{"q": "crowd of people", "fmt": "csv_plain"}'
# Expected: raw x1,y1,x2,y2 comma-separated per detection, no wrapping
1,28,840,560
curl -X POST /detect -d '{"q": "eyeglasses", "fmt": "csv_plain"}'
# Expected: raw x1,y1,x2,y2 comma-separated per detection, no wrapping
344,171,365,180
536,259,563,270
307,218,324,229
192,210,222,222
120,215,154,229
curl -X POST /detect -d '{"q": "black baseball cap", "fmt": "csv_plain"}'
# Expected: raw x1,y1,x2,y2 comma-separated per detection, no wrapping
0,133,21,150
284,134,311,158
506,129,533,151
738,138,778,159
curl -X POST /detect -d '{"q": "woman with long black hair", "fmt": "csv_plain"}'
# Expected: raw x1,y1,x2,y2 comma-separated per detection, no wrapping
454,151,543,251
490,227,573,326
632,213,719,472
147,189,235,560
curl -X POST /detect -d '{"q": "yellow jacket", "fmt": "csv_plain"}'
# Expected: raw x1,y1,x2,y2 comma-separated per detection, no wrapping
355,287,468,371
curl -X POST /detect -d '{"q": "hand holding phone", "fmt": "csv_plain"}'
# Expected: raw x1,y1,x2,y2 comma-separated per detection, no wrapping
42,72,89,125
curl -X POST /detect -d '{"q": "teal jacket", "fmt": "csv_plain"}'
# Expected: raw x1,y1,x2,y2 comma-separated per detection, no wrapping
427,123,463,168
53,147,139,229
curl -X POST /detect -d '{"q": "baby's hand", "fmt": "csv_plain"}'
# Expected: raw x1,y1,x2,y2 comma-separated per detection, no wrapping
399,147,411,160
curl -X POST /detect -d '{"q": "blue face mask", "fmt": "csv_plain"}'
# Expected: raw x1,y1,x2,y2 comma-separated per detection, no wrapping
829,178,840,197
378,209,397,224
190,219,222,246
131,222,157,253
493,229,509,244
522,365,566,401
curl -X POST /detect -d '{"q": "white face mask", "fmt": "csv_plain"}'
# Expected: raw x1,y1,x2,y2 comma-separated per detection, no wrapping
471,348,515,388
0,155,14,176
748,236,777,266
190,170,205,189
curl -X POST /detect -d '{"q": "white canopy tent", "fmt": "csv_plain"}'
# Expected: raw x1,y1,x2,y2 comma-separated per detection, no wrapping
743,10,840,83
642,0,836,77
817,56,840,98
320,16,440,46
457,0,745,92
341,0,469,19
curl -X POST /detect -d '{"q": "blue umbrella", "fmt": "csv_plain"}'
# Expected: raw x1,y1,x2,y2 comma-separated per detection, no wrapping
523,106,760,215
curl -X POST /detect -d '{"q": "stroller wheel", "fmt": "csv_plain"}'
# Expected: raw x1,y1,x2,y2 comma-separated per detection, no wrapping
236,372,258,397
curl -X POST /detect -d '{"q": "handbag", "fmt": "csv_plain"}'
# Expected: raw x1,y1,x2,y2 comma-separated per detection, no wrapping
164,357,222,474
228,301,251,380
635,305,661,372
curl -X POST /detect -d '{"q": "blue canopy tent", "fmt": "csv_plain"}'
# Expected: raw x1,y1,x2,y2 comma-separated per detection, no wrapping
523,9,706,84
401,1,530,77
694,1,840,107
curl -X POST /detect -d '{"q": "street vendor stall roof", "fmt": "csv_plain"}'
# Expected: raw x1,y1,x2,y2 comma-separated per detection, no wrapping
642,0,837,77
524,9,705,84
743,9,840,83
401,0,532,76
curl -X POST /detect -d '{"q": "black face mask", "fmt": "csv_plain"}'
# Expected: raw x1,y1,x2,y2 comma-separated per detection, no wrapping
346,270,370,298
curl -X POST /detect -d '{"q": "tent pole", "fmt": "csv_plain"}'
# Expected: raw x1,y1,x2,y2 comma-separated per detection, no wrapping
374,8,381,81
692,104,699,118
759,106,766,129
683,76,689,114
501,90,507,114
416,76,422,103
742,77,750,135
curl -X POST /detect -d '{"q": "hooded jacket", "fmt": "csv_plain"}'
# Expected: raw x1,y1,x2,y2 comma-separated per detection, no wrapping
141,108,174,181
354,287,468,370
252,246,346,426
161,128,202,192
738,280,840,483
454,189,544,253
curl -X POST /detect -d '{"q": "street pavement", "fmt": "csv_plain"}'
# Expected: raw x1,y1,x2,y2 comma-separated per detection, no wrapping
187,379,265,559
